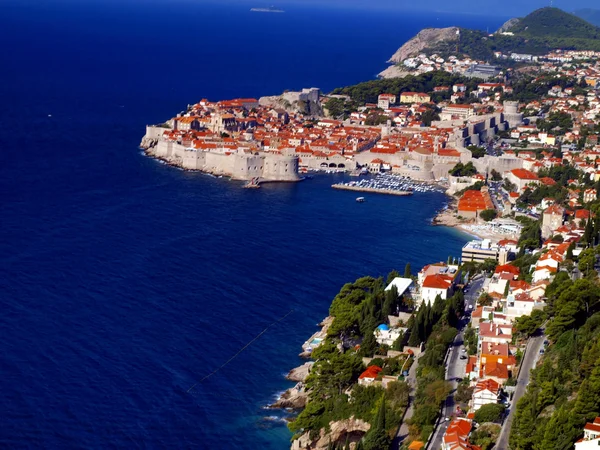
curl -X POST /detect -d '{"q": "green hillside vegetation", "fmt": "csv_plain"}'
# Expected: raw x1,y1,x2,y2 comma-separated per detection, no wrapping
509,7,600,39
413,8,600,63
509,213,600,449
288,274,411,447
330,71,479,105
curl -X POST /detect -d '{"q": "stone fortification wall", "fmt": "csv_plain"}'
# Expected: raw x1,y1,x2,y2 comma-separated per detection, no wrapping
263,154,301,181
431,163,456,180
145,135,300,181
472,155,523,175
140,125,170,149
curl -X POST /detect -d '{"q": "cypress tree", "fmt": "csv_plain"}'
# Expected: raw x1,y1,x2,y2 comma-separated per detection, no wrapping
404,262,412,278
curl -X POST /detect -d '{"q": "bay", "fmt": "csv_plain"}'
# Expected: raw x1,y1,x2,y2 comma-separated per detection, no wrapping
0,1,505,448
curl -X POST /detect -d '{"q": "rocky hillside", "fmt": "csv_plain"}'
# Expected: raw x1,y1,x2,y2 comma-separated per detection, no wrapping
496,17,520,33
380,7,600,79
387,27,459,64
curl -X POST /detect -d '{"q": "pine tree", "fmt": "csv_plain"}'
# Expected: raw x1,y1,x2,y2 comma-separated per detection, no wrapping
432,294,445,321
404,263,412,278
584,217,594,245
363,396,391,450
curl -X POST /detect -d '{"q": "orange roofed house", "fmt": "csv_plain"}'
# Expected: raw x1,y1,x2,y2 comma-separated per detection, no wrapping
418,262,462,306
442,418,481,450
506,168,540,191
457,188,495,220
472,378,501,411
358,366,382,386
575,417,600,449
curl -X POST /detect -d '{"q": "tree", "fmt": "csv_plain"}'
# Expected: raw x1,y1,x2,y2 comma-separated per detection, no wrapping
480,258,498,274
578,247,597,278
455,382,475,404
503,179,517,192
363,396,391,450
386,270,400,285
468,145,487,159
449,161,477,177
490,169,502,181
478,292,494,307
474,403,506,423
404,263,412,279
514,309,547,336
479,209,498,222
359,331,378,357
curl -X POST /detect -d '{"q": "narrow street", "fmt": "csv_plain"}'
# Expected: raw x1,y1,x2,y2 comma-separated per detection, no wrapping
392,352,421,449
428,275,483,449
494,331,545,450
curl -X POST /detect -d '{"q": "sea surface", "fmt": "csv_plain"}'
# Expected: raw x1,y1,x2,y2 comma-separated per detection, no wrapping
0,1,505,448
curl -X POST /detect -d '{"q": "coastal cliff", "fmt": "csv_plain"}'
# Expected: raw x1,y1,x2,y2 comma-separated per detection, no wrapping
292,418,371,450
387,27,459,64
379,27,459,79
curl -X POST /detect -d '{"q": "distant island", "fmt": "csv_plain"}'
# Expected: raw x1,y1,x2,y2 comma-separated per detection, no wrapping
250,6,284,13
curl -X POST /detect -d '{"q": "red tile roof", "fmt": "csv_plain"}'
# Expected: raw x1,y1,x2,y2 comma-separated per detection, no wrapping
510,168,539,180
422,274,453,290
359,366,382,379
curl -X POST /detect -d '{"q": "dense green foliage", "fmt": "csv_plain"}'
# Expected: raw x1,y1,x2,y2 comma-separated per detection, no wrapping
422,8,600,63
474,403,506,424
510,8,600,40
290,274,413,446
449,162,477,177
517,218,542,252
324,97,360,119
470,423,501,450
537,112,574,136
509,263,600,449
330,72,477,105
467,145,487,159
479,210,497,222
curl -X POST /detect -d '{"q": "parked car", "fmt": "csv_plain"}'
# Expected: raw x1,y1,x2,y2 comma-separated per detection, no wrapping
460,355,468,360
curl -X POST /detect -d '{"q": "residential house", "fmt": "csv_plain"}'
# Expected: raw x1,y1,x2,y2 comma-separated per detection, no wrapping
472,379,501,411
575,417,600,450
506,168,540,191
358,366,382,386
542,204,565,239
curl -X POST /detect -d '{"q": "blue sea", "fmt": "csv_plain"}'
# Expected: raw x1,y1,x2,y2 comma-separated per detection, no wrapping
0,1,505,448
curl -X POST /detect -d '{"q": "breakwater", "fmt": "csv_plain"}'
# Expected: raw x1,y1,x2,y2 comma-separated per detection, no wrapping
332,184,414,196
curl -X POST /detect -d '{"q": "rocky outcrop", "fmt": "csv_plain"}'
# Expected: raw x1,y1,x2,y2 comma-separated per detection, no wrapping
291,417,370,450
387,27,459,63
259,88,323,117
496,18,520,33
271,386,308,409
378,65,413,79
140,135,159,150
287,362,314,382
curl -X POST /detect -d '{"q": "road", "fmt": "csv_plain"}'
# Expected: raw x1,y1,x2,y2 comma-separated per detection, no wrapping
427,276,484,449
494,331,545,450
392,352,421,449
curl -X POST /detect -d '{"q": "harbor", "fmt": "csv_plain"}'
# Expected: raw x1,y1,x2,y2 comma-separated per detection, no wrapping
332,173,444,197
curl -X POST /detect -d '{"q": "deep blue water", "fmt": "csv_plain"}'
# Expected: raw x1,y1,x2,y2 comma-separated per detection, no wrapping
0,1,504,448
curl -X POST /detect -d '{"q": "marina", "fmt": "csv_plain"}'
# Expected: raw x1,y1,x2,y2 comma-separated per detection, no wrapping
332,173,444,197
